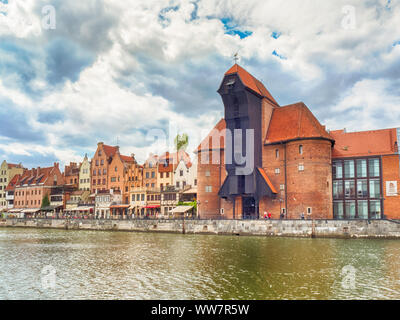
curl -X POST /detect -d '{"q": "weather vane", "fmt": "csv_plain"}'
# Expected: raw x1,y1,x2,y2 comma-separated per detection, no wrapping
233,52,239,64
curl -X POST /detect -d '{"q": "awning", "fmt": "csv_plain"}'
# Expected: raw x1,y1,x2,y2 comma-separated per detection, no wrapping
8,209,22,213
72,206,94,212
22,209,40,213
41,205,63,211
169,205,194,214
183,188,197,194
144,205,160,209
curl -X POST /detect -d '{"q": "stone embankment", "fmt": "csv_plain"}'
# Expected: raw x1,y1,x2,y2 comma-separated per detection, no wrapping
1,218,400,239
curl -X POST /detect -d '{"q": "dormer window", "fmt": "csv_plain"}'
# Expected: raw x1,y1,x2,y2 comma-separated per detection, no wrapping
226,79,235,86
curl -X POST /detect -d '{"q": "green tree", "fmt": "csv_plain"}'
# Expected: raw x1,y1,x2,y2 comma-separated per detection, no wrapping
41,194,50,208
174,133,189,152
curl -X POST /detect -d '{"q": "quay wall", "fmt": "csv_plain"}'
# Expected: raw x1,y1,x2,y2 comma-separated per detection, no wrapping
1,218,400,239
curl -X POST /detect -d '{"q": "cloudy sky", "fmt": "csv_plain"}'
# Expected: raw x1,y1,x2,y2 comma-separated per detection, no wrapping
0,0,399,168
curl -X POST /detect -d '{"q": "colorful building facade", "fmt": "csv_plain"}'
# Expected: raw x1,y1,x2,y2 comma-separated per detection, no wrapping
79,154,91,191
196,64,400,220
0,161,24,211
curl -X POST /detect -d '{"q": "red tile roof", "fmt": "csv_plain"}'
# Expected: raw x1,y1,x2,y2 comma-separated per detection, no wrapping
7,163,23,169
120,155,135,162
265,102,334,145
158,150,192,171
257,168,278,194
103,145,118,157
15,165,61,187
5,174,21,191
225,64,278,105
330,128,398,158
196,119,226,152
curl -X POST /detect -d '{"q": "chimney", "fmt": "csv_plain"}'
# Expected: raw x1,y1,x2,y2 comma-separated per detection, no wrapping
32,168,36,176
98,142,104,146
54,162,59,169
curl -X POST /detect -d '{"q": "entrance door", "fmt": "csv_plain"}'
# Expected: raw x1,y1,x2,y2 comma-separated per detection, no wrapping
243,197,256,219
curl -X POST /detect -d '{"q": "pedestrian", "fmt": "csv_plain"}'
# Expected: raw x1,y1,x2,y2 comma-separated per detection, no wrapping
263,211,267,219
300,212,305,220
268,212,272,220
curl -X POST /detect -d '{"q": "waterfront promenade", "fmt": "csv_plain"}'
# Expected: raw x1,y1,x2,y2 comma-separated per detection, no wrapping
1,218,400,239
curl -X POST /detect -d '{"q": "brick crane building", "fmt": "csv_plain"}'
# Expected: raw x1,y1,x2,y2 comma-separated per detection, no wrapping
196,64,400,220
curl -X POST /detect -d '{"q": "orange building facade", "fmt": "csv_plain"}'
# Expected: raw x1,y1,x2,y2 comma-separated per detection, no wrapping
196,64,400,220
13,163,65,211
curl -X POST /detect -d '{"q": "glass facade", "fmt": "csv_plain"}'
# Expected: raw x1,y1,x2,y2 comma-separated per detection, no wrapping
332,158,382,219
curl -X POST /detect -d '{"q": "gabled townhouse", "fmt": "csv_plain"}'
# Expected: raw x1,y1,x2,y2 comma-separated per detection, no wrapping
12,163,65,217
79,154,91,191
0,161,25,211
91,142,119,194
143,154,158,189
64,162,80,188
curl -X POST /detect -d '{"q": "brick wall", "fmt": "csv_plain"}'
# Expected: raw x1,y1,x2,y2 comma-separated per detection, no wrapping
382,154,400,219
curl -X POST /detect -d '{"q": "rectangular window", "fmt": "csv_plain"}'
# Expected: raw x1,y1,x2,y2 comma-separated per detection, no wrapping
180,170,183,177
358,200,368,219
160,173,163,178
333,161,343,179
151,172,155,178
368,158,380,177
344,160,355,178
205,186,212,193
345,201,356,219
357,180,368,198
275,168,280,174
146,172,149,179
298,164,304,171
370,200,381,219
334,201,344,219
369,179,380,198
205,170,210,177
333,181,343,199
356,159,367,178
344,180,355,198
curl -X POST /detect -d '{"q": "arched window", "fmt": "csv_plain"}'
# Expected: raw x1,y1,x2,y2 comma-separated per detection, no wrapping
299,145,303,155
275,149,279,159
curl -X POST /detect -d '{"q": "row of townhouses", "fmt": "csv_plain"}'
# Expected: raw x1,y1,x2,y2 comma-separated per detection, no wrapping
0,144,198,219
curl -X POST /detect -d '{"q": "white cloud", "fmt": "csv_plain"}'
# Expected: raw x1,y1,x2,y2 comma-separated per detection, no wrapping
1,0,400,168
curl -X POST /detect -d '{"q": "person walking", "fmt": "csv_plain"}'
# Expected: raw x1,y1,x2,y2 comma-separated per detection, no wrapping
268,212,272,220
300,212,305,220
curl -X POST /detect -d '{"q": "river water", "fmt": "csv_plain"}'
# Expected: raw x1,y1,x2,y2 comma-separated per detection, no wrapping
0,228,400,300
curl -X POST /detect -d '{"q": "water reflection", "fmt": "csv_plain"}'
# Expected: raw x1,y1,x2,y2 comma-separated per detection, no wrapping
0,229,399,300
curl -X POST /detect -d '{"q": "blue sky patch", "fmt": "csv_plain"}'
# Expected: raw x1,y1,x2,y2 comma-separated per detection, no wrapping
220,17,252,39
271,31,281,39
272,50,287,60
